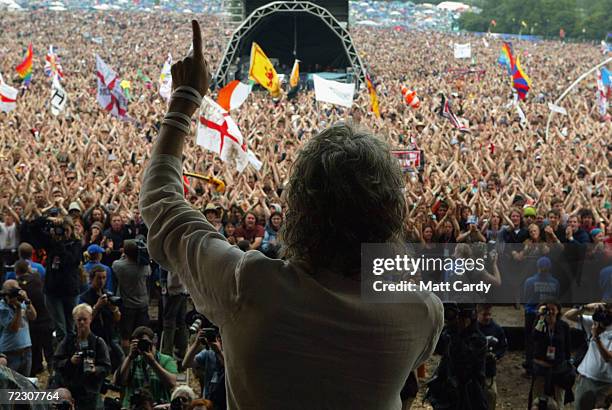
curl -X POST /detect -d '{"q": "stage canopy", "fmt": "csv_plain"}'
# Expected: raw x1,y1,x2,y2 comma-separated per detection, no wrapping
214,1,366,88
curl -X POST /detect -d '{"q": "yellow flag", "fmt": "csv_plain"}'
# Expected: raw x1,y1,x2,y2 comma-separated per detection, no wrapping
365,74,380,118
289,59,300,88
249,42,280,98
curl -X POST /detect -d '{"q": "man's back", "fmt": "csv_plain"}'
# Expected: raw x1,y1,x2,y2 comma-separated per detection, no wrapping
112,256,150,309
221,256,443,409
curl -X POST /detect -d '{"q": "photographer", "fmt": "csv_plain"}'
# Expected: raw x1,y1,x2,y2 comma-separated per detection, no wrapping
182,328,225,405
476,304,508,410
563,302,612,410
79,265,124,371
53,303,111,410
115,326,177,408
0,279,36,375
38,216,83,342
425,303,488,410
529,301,575,409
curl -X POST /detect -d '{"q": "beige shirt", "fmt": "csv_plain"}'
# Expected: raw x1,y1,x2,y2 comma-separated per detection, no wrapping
140,154,444,410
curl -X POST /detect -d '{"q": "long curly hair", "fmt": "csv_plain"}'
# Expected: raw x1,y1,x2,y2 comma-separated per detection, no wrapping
279,123,406,275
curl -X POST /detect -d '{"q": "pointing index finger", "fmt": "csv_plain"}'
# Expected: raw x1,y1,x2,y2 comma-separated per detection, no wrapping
192,20,203,59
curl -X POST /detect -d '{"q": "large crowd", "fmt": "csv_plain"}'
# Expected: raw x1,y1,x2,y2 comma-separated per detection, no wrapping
0,8,611,410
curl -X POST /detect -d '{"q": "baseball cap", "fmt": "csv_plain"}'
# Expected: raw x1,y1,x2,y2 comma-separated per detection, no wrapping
87,244,105,255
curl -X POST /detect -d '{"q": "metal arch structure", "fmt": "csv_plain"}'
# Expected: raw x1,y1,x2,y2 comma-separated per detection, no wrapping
213,1,367,89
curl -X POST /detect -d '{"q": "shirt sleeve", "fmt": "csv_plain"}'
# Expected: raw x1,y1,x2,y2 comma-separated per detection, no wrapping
161,354,178,374
139,154,246,326
0,306,14,328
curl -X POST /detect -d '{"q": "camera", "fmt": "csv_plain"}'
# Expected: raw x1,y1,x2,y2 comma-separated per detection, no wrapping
43,219,65,237
593,306,612,327
137,339,152,353
170,396,190,410
76,349,96,374
1,287,22,300
104,292,122,306
103,397,121,410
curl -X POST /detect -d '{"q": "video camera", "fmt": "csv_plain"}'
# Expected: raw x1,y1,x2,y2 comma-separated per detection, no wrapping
593,306,612,327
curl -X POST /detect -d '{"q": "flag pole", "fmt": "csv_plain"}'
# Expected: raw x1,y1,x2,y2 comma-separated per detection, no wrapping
545,56,612,141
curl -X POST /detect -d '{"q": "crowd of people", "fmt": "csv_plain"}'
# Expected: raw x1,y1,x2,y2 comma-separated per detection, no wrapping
0,8,610,410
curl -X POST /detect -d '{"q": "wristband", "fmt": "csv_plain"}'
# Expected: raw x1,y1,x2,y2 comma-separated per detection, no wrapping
165,111,193,125
171,91,202,108
162,118,190,135
174,86,203,101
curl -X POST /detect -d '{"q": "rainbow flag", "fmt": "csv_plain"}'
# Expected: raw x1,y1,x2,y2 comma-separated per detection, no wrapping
499,42,531,100
16,44,33,85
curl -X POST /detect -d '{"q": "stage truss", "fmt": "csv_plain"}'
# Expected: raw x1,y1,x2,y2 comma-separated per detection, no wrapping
213,0,367,89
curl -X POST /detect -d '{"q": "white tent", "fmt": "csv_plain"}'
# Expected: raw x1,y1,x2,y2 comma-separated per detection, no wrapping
0,0,23,11
437,1,470,12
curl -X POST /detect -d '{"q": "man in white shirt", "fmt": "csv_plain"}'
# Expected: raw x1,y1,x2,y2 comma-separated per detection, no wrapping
138,21,443,410
563,303,612,410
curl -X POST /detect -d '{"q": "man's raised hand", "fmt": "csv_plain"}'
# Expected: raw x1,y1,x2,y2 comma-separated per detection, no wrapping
169,20,211,117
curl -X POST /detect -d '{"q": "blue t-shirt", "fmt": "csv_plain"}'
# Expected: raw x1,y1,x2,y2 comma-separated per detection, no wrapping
4,260,46,281
523,273,560,314
600,266,612,300
83,261,113,292
0,299,31,352
194,349,223,399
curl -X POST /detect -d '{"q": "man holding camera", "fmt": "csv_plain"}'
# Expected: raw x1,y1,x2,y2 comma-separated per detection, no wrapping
53,303,111,410
115,326,177,408
564,302,612,410
79,265,124,371
183,328,225,404
0,279,36,375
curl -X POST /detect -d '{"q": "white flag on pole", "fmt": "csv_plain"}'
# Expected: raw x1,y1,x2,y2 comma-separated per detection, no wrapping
50,74,67,116
454,43,472,59
197,96,261,172
313,75,355,108
159,54,172,101
547,102,567,116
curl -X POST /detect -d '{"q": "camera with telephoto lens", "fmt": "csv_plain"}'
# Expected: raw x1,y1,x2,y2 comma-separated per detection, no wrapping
593,306,612,327
484,336,498,378
76,349,96,374
199,327,219,348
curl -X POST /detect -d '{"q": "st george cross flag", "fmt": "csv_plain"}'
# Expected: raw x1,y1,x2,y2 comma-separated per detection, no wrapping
0,74,18,113
313,75,355,108
50,74,67,116
197,97,260,172
45,45,64,80
95,55,128,119
438,93,469,133
159,54,172,101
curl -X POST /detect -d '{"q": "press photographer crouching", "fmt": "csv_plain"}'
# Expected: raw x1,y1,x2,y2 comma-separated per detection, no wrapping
114,326,177,409
79,265,125,371
53,303,111,410
563,302,612,410
529,300,575,409
425,303,488,410
0,279,36,375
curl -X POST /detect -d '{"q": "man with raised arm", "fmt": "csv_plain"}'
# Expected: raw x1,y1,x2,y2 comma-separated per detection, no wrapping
139,20,443,410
